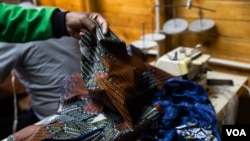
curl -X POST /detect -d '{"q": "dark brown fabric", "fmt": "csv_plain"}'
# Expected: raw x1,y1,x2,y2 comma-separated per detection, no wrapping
79,20,174,131
94,55,146,130
12,124,53,141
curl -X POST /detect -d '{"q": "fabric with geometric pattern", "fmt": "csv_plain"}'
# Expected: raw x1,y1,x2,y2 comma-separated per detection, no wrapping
79,20,170,132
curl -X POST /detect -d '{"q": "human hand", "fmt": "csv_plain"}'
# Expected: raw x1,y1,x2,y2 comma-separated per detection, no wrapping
65,12,108,39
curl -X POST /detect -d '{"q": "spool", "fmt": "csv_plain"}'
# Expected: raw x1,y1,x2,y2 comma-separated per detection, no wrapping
140,33,166,58
189,18,215,32
162,18,188,34
130,40,158,54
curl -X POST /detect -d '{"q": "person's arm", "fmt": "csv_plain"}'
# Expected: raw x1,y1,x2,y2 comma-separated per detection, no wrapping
0,3,67,42
0,3,109,43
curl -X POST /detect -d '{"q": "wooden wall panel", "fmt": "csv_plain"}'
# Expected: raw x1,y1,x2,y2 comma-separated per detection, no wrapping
53,0,84,11
37,0,86,11
36,0,250,79
172,0,250,53
93,0,169,44
37,0,54,7
168,0,250,80
175,1,250,20
37,0,169,45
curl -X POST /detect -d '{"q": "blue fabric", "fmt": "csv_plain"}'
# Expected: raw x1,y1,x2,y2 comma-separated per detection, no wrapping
138,78,222,141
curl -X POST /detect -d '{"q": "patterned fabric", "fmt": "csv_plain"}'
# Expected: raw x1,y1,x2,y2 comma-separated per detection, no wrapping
7,72,165,141
136,78,222,141
79,20,167,131
6,20,221,141
7,21,173,140
6,63,221,141
176,124,216,140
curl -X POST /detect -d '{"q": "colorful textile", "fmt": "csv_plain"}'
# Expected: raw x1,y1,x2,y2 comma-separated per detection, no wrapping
6,20,174,140
6,70,221,141
79,20,169,131
6,20,221,141
136,78,222,141
7,72,164,141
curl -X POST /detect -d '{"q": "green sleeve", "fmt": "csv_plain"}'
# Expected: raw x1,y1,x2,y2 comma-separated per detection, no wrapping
0,3,58,43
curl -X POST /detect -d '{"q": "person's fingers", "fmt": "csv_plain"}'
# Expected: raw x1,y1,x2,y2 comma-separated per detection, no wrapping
97,18,108,34
88,12,109,35
78,28,90,40
66,12,108,38
65,12,95,36
80,17,96,33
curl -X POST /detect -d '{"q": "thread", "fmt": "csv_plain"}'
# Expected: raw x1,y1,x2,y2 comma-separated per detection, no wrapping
11,70,18,133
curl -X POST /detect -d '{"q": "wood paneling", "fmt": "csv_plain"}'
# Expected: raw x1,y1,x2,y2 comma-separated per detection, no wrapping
93,0,169,43
172,0,250,51
53,0,84,11
175,1,250,21
36,0,250,78
38,0,170,54
168,0,250,80
37,0,86,11
37,0,54,7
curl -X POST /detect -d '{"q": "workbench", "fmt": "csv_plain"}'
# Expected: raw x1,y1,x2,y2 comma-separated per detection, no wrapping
206,71,248,126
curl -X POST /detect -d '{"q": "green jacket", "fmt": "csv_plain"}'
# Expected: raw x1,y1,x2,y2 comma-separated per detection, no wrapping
0,3,59,43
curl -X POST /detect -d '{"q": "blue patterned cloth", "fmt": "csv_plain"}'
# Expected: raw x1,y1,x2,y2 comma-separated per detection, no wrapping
136,78,222,141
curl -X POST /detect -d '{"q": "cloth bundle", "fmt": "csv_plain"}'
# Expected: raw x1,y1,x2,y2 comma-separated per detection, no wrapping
79,20,173,132
6,20,221,141
6,21,173,141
